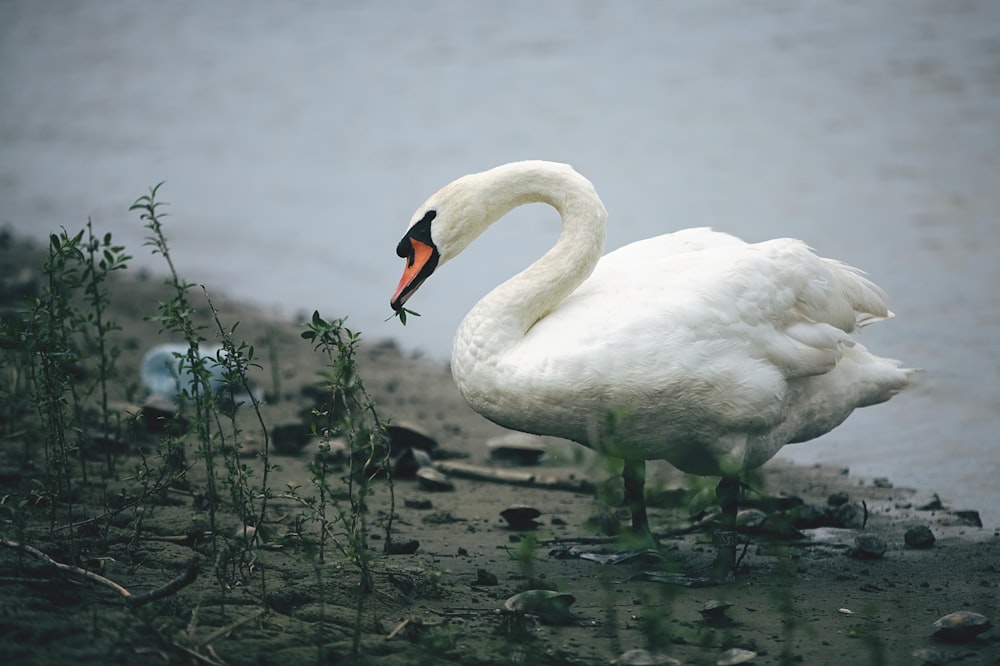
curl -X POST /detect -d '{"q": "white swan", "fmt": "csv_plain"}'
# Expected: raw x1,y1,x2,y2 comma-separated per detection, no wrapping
390,160,914,582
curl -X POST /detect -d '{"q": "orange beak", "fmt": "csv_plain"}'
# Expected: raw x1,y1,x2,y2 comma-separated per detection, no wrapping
391,238,436,311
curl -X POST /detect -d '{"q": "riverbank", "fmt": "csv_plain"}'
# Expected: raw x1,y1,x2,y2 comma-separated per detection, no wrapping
0,233,996,665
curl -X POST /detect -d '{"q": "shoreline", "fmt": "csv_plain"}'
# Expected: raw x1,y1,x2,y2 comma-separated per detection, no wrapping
1,231,997,664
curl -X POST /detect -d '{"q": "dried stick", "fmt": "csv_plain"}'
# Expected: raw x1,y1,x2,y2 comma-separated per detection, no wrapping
432,460,596,493
2,539,131,598
1,539,198,609
126,558,200,609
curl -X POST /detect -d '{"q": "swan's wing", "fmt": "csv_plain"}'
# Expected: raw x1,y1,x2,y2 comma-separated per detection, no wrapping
522,232,892,396
484,229,908,471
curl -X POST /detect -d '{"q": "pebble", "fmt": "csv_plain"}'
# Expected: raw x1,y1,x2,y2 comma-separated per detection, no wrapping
392,446,433,478
385,539,420,555
416,466,454,492
716,647,757,665
233,524,258,543
500,505,542,530
931,610,992,642
270,423,312,455
735,509,767,533
848,534,887,560
610,649,681,665
949,510,982,528
827,491,850,507
487,432,547,465
386,421,438,454
699,599,734,619
904,525,936,549
503,589,576,625
832,502,866,529
475,568,498,586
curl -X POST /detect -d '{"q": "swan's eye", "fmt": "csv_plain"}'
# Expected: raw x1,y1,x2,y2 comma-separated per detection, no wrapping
396,210,438,262
396,237,411,260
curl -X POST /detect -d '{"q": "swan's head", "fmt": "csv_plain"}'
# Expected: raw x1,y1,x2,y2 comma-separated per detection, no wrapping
390,209,440,311
390,171,491,311
390,161,600,311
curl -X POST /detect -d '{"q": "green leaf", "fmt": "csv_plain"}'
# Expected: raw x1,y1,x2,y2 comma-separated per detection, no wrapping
386,307,420,326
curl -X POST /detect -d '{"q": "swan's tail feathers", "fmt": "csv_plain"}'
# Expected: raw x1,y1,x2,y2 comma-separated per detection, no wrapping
854,349,920,408
815,257,894,333
856,309,895,328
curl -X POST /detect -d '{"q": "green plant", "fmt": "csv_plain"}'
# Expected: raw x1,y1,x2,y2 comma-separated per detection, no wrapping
204,287,275,600
30,229,88,521
80,219,131,476
131,184,221,555
301,310,394,658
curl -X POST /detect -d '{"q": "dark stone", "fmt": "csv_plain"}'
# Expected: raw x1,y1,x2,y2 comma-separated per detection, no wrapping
904,525,936,549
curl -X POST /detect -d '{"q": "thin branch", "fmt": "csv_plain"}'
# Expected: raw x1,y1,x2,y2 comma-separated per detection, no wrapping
1,539,199,609
2,539,131,598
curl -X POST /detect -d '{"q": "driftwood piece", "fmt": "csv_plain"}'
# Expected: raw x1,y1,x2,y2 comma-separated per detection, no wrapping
432,460,596,494
1,539,198,609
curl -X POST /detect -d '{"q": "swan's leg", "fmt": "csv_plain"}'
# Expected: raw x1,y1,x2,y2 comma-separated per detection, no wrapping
712,475,740,579
621,458,652,540
615,475,738,587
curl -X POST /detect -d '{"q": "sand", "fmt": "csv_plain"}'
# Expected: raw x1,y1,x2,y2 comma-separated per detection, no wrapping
0,234,996,665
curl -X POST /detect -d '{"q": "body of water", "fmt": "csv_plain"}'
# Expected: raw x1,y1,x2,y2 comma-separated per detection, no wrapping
2,1,998,523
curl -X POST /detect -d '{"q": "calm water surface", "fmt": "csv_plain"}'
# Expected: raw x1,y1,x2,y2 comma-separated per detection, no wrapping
2,1,998,522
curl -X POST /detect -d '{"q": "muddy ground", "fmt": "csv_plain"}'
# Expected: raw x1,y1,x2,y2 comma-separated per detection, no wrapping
0,233,997,665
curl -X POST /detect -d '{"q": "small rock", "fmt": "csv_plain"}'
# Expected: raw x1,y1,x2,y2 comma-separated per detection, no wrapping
500,505,542,530
904,525,936,549
386,421,438,454
385,539,420,555
716,647,757,665
932,610,992,642
392,447,433,478
503,589,576,624
487,432,547,465
416,466,454,492
475,568,498,586
735,509,767,533
270,423,312,455
140,398,187,434
848,534,887,560
233,524,258,543
950,510,983,528
872,477,893,489
699,599,734,619
832,502,866,529
827,491,850,507
610,649,681,665
787,503,827,529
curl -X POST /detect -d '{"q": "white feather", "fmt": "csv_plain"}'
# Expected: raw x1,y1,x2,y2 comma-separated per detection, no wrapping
405,161,914,477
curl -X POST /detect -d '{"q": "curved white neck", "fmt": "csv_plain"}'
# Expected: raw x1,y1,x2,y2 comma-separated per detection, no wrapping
452,162,608,363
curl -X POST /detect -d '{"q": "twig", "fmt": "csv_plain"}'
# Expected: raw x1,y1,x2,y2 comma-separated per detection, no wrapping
433,460,596,493
0,539,199,609
386,618,410,639
195,608,265,647
1,539,131,599
125,558,200,609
